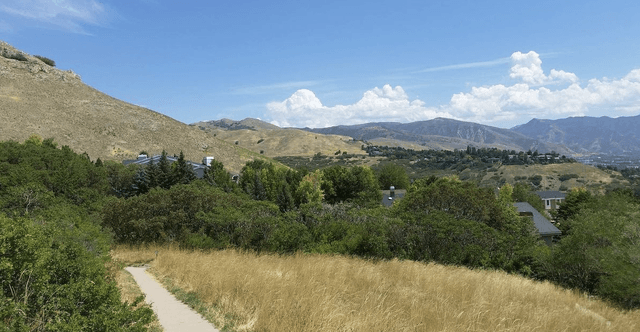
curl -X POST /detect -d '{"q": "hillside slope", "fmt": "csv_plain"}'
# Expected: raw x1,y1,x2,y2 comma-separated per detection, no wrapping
512,115,640,155
193,118,366,157
0,41,254,173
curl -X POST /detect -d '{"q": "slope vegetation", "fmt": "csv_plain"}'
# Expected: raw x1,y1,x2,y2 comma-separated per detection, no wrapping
113,246,640,332
0,41,254,173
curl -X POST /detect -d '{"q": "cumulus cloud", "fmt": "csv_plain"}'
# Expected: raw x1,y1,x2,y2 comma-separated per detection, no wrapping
266,51,640,128
0,0,109,33
267,85,452,128
509,51,578,85
450,52,640,123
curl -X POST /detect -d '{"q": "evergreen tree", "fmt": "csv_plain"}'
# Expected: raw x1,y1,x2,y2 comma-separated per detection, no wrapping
172,151,196,185
157,150,173,189
276,183,294,212
253,173,268,201
203,159,235,192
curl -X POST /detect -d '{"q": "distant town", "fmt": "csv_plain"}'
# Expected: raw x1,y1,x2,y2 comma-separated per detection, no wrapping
575,153,640,169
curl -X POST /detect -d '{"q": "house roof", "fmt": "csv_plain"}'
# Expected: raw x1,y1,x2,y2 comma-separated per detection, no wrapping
514,202,562,236
122,155,208,178
536,191,566,199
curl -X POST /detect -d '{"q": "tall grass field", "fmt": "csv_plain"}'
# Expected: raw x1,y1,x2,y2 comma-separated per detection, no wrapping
112,246,640,331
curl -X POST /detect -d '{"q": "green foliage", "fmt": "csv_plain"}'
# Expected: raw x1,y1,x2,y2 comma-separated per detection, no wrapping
295,170,324,207
538,191,640,308
528,175,543,187
559,173,579,182
393,177,540,272
512,182,546,214
553,187,594,233
321,165,381,207
0,139,153,330
172,151,197,185
203,159,236,192
33,55,56,67
375,162,410,190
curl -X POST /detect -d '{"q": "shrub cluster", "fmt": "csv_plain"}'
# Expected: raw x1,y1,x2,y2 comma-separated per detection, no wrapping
0,138,153,330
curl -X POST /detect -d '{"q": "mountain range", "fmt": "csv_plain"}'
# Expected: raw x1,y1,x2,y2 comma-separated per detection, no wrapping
2,40,639,163
511,115,640,155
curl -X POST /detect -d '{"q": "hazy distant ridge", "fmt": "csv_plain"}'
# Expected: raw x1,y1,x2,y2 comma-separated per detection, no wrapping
512,115,640,154
303,118,573,154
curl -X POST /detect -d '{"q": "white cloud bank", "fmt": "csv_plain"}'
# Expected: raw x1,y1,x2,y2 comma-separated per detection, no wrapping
0,0,108,33
267,51,640,128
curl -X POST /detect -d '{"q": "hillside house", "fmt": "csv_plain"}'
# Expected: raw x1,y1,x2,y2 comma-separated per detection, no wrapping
123,154,213,178
536,191,566,210
514,202,562,245
381,186,406,207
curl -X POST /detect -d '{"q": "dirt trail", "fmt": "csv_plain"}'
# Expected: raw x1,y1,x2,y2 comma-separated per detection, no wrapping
125,266,220,332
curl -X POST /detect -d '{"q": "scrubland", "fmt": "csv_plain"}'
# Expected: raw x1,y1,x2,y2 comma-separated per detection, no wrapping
112,246,640,332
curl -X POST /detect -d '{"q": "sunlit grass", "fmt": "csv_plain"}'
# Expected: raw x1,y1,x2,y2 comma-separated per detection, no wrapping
113,245,640,331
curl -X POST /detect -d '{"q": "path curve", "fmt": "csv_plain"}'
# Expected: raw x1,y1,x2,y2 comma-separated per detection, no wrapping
125,266,220,332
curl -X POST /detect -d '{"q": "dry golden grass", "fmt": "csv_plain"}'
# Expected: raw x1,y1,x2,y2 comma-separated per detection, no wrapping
112,246,640,332
207,127,366,158
488,163,629,192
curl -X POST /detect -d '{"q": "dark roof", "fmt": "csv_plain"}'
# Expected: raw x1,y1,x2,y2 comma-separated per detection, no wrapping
514,202,562,236
123,155,207,178
536,191,566,199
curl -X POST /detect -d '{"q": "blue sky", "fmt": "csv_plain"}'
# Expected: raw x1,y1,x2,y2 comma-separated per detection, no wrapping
2,0,640,128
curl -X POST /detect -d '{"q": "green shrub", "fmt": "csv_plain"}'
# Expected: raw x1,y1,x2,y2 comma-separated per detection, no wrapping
34,55,56,67
559,173,579,182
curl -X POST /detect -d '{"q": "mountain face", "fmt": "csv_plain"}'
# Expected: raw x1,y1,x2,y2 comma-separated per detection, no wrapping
0,41,253,173
511,115,640,155
304,118,574,154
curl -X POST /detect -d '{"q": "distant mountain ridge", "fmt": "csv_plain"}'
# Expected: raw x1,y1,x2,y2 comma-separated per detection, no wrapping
511,115,640,155
303,118,574,154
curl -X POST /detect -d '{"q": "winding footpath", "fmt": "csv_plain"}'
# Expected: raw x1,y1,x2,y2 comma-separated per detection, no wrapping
125,266,220,332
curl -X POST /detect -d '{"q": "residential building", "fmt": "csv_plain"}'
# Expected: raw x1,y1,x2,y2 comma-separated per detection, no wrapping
536,190,566,210
123,154,212,179
514,202,562,245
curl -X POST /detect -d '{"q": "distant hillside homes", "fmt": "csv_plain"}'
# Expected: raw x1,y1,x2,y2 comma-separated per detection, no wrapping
123,154,214,178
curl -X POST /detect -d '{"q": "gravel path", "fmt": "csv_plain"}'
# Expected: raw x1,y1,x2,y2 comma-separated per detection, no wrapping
125,266,220,332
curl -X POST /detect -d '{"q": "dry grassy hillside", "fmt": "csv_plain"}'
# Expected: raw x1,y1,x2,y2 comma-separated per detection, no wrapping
113,246,640,332
477,163,629,192
0,41,256,173
201,127,366,157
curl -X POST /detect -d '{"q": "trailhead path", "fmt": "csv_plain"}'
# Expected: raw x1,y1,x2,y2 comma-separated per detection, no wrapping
125,266,220,332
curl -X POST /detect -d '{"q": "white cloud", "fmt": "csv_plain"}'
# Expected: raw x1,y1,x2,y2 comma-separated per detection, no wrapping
509,51,578,85
267,85,452,128
266,51,640,128
449,52,640,123
0,0,108,33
